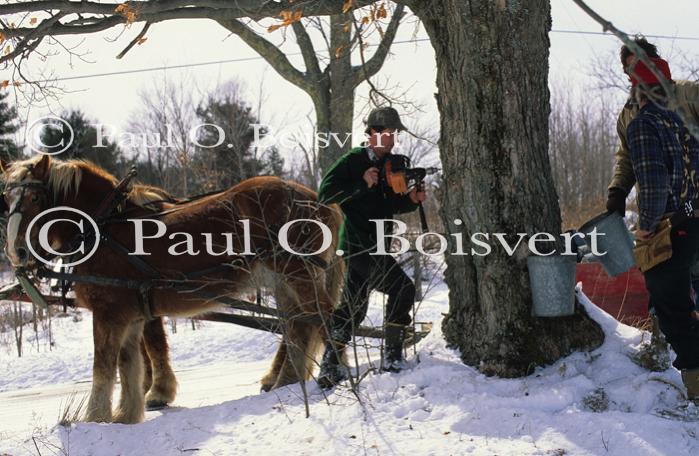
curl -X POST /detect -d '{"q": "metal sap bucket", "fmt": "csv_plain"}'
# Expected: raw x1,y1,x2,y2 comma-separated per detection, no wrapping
527,255,576,317
579,212,636,277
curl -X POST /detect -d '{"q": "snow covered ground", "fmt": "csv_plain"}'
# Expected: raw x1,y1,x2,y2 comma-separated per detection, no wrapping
1,267,698,456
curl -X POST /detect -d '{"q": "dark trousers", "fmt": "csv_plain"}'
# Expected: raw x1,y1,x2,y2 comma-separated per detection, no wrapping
691,260,699,310
644,218,699,370
329,252,415,342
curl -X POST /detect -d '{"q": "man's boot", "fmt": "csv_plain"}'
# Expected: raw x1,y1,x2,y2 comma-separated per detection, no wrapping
681,367,699,402
317,341,348,389
382,323,408,373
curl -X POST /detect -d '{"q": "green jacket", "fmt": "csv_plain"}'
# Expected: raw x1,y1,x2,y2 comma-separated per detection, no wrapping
318,146,419,254
609,80,699,194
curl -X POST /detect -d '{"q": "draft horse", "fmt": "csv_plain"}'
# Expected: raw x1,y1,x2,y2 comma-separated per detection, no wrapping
2,169,179,411
2,155,343,423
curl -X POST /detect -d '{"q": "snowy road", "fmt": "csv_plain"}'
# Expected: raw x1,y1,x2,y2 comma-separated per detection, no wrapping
0,360,269,438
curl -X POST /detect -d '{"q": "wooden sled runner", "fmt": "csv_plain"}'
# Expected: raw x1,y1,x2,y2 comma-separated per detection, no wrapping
0,278,433,348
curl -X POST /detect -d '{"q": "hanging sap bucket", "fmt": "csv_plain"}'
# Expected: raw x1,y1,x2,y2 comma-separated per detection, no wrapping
579,212,636,277
527,255,576,317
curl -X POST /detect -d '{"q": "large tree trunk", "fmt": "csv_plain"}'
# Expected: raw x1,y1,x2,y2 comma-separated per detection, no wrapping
411,0,604,377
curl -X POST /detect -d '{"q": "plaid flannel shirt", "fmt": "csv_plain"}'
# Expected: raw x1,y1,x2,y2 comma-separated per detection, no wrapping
627,102,699,231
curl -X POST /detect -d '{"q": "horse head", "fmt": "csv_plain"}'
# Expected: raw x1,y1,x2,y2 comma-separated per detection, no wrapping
2,154,53,268
1,154,120,270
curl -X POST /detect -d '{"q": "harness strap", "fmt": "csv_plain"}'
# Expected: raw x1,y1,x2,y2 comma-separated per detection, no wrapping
101,235,161,278
93,166,138,221
37,268,143,289
4,180,46,218
104,234,159,320
34,268,280,318
139,281,155,321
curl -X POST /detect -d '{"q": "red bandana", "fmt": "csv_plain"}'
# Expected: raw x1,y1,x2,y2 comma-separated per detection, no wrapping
629,57,672,87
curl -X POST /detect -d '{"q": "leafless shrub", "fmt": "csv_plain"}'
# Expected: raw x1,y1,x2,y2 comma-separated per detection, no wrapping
548,83,622,229
58,392,88,427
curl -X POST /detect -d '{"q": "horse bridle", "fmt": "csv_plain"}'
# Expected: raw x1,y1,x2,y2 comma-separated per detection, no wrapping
3,179,49,219
1,176,50,271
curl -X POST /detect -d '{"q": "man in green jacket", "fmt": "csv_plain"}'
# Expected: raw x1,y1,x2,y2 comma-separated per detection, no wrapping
316,106,426,388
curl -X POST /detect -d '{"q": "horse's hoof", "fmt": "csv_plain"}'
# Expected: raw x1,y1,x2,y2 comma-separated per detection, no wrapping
260,383,273,393
145,400,169,411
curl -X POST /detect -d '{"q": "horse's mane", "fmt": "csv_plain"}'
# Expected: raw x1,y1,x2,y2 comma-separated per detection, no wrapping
7,156,176,208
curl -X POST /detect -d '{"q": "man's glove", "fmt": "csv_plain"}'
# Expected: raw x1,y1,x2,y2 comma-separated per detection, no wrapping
606,187,627,215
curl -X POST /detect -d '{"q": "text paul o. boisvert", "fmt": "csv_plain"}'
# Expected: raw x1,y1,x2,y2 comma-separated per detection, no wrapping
31,214,607,261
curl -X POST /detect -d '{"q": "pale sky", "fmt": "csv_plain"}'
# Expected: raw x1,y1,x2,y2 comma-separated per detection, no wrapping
2,0,699,159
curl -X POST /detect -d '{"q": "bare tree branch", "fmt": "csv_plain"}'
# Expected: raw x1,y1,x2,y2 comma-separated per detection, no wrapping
572,0,699,141
217,18,313,93
0,0,377,68
116,21,151,59
348,10,389,105
0,1,376,22
2,12,65,63
291,20,323,79
351,3,405,87
676,52,699,82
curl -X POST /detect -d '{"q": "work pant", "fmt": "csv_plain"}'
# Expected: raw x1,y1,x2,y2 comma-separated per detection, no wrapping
691,260,699,310
644,218,699,370
329,252,415,343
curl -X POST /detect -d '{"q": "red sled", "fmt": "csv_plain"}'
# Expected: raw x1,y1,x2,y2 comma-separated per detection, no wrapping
576,263,649,325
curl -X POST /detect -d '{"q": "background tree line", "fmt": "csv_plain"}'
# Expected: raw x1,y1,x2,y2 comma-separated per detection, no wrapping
32,79,284,198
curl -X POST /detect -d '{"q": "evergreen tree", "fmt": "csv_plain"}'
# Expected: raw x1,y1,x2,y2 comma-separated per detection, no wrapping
194,88,265,190
0,90,20,162
39,110,125,175
261,146,285,177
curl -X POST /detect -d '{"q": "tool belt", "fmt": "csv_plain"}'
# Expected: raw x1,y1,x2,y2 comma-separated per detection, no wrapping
634,200,697,273
634,218,673,273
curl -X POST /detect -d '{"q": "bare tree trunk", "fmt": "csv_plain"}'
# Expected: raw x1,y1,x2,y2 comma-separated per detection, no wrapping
31,303,38,352
410,0,604,377
315,86,355,173
318,15,356,173
12,302,23,358
47,307,53,350
413,250,423,301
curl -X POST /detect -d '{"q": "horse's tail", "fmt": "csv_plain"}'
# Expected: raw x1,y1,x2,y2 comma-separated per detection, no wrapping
324,203,345,309
308,204,346,372
278,180,347,378
304,202,345,379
